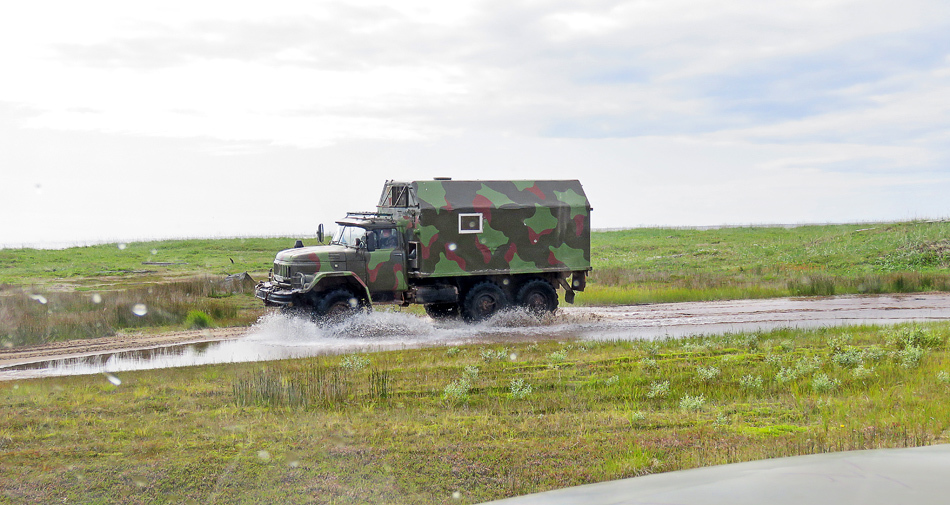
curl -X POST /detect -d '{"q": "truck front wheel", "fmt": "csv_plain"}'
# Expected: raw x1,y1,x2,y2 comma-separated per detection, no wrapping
317,289,363,321
463,282,510,322
516,279,559,315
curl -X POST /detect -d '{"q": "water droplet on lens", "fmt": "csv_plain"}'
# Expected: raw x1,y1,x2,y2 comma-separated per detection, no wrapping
150,249,158,255
118,243,127,250
348,298,358,307
509,353,517,361
29,294,48,304
286,452,302,468
91,293,102,304
130,474,147,487
35,183,43,195
448,243,457,251
257,450,271,462
452,491,461,499
104,373,122,386
132,304,148,316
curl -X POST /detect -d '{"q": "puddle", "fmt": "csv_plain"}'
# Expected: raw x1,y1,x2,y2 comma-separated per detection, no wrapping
0,310,604,380
6,293,950,380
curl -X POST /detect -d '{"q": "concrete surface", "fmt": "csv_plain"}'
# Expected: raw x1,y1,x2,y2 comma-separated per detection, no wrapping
481,444,950,505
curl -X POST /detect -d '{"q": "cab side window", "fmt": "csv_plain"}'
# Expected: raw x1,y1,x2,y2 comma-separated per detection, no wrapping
375,228,399,249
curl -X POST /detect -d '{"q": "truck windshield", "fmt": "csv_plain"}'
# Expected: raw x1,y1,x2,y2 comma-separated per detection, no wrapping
331,226,368,248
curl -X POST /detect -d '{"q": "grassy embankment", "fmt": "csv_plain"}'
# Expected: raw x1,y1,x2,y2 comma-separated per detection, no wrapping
2,323,949,503
3,220,950,347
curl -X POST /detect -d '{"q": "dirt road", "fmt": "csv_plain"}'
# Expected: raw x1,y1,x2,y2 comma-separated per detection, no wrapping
0,327,247,368
3,292,950,376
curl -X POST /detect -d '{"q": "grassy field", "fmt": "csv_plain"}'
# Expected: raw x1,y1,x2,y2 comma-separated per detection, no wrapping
3,220,950,348
3,222,950,503
2,323,949,503
588,220,950,304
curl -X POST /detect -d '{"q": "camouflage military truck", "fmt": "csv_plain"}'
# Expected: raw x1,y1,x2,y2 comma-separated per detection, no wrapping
254,179,591,321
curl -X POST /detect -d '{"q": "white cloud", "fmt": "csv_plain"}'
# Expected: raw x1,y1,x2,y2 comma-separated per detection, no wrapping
1,0,949,245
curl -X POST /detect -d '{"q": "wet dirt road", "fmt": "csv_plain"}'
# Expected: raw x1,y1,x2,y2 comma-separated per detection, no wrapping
3,292,950,380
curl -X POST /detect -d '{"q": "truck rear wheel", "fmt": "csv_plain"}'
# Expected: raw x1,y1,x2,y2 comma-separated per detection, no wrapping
424,303,460,320
462,282,510,322
516,279,559,314
317,289,363,321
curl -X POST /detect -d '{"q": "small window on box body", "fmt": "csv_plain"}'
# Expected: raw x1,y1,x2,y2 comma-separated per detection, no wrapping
459,213,483,234
389,185,409,207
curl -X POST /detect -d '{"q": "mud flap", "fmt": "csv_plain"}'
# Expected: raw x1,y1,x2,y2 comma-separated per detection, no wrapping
557,278,576,304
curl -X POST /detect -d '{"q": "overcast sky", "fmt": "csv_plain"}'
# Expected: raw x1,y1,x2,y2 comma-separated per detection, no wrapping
2,0,948,248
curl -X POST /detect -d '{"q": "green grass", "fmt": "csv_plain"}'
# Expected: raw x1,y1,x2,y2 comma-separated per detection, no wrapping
4,221,950,346
584,220,950,304
2,322,949,503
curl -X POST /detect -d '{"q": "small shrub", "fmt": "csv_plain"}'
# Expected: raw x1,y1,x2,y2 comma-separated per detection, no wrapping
443,380,470,402
462,365,479,382
547,350,567,363
681,342,707,353
776,367,798,384
862,345,888,362
679,394,706,412
509,378,532,399
810,373,840,393
739,375,763,391
446,347,461,357
937,371,950,384
629,411,646,422
341,354,370,372
852,365,875,379
444,365,479,403
794,356,823,376
832,348,864,368
641,358,659,371
696,365,721,382
885,326,944,350
897,346,925,369
480,348,509,362
765,354,783,367
605,375,620,386
647,381,670,399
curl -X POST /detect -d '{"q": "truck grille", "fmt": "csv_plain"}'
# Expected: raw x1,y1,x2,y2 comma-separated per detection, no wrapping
274,262,291,278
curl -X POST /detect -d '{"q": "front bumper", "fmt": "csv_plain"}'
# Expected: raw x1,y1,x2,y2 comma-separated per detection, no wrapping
255,281,296,307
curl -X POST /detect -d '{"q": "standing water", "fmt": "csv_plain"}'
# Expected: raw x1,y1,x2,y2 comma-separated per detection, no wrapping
5,293,950,380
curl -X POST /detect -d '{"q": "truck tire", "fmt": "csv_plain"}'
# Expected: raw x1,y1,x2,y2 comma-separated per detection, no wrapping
317,288,362,321
516,279,559,314
424,303,460,320
462,282,510,322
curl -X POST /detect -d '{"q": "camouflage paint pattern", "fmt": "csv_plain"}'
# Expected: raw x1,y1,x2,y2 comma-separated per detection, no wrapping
379,180,591,279
257,179,590,309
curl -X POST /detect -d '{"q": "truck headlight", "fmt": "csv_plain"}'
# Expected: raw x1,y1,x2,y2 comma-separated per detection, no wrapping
291,272,315,289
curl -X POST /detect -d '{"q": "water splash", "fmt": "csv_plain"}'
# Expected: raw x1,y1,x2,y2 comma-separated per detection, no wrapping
132,303,148,317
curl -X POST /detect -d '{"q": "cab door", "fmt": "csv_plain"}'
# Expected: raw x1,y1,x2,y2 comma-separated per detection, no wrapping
365,227,408,300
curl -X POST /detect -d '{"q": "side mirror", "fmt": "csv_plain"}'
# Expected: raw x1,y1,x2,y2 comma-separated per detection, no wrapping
317,224,325,243
365,233,377,252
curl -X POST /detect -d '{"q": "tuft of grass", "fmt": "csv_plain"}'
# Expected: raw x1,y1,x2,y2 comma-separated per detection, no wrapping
184,309,214,329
